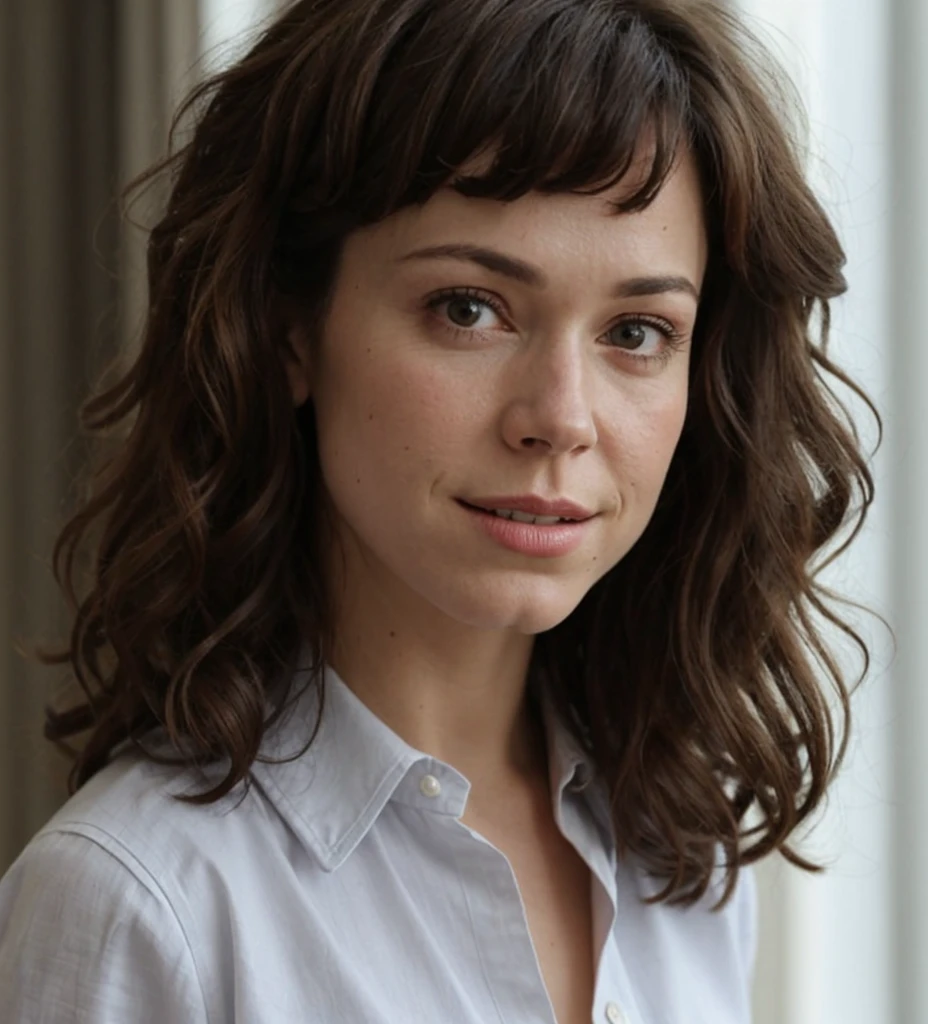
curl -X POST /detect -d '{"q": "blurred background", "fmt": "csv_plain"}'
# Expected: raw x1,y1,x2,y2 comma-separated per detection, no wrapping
0,1,920,1021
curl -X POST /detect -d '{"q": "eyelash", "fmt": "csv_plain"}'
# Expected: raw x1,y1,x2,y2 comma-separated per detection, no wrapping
424,286,687,366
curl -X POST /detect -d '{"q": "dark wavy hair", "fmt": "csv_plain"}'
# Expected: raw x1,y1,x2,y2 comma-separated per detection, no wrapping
36,0,880,909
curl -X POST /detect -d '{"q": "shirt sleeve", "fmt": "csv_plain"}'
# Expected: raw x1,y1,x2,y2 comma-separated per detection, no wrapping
0,827,209,1024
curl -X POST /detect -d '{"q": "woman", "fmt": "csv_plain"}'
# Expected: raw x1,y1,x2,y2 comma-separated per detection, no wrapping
0,0,877,1021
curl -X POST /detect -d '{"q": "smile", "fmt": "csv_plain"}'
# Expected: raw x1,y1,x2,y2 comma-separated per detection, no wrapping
456,500,595,557
483,508,580,525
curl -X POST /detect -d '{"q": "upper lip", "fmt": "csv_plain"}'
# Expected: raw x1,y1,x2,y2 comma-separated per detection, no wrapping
460,495,597,520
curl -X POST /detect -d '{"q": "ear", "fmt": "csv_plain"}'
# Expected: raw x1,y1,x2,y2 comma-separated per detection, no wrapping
281,319,313,408
273,294,314,407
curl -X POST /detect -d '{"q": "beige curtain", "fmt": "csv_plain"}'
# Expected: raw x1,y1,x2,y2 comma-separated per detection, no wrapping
0,0,199,872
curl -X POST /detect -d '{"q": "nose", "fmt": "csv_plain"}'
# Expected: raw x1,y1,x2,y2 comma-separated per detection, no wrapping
500,338,598,456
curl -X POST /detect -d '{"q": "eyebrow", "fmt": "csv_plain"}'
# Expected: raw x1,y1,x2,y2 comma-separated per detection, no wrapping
396,243,700,301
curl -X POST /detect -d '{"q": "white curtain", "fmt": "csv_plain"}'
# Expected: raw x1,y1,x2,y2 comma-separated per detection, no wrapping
734,0,920,1021
200,0,283,72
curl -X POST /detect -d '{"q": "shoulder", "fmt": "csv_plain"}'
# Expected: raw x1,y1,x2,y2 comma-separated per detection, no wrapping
17,744,301,938
0,748,283,1024
37,746,275,883
0,780,212,1022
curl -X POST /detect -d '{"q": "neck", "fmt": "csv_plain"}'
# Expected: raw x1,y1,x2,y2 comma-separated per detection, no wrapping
326,600,548,791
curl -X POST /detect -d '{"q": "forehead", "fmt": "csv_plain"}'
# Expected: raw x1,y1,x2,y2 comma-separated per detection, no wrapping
363,147,707,285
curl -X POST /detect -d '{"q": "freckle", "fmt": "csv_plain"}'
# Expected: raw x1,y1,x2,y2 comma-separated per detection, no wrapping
389,631,396,638
404,446,409,451
356,477,361,483
369,414,374,421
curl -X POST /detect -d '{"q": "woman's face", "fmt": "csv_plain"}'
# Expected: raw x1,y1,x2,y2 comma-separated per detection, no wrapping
286,150,707,636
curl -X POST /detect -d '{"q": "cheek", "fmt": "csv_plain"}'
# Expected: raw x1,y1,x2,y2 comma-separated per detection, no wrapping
311,346,474,504
611,382,689,497
654,386,689,453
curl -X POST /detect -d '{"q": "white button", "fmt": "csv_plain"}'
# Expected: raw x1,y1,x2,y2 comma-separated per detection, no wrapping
605,1002,625,1024
419,774,442,798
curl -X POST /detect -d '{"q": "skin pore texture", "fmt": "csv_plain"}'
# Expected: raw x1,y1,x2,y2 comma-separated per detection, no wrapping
282,148,707,815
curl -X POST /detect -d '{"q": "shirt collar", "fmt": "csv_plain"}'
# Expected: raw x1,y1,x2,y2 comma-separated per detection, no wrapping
250,658,606,872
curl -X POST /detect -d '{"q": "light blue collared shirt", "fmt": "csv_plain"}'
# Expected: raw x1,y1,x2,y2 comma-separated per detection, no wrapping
0,661,757,1023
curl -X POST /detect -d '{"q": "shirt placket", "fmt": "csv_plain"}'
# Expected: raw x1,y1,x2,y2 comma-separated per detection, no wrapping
559,789,647,1024
452,816,561,1024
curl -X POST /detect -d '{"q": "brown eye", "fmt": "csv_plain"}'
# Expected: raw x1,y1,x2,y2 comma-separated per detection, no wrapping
602,315,687,367
425,287,508,338
446,297,485,327
611,322,652,351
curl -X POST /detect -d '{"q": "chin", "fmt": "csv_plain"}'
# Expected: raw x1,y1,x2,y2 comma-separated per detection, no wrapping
437,579,585,635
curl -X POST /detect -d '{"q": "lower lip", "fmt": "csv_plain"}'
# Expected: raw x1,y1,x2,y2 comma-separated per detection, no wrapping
458,501,594,557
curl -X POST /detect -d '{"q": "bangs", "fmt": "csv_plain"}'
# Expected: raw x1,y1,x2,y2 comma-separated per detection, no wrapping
296,0,694,222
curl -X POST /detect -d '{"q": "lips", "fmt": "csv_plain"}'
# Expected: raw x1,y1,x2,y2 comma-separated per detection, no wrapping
477,507,573,524
458,498,593,557
460,495,596,520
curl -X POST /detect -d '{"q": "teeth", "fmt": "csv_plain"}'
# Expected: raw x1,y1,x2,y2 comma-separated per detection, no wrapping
490,508,572,525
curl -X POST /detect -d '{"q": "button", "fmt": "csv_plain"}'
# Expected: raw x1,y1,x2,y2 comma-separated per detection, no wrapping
419,773,442,798
605,1002,625,1024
